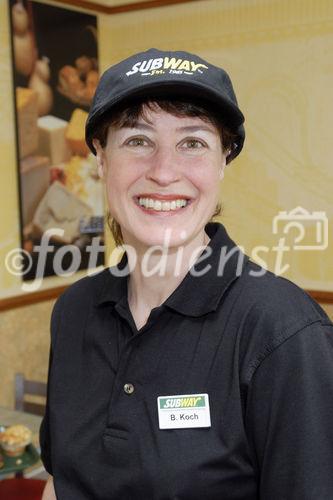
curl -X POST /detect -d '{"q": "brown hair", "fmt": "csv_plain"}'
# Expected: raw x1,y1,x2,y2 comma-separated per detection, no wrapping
94,99,233,245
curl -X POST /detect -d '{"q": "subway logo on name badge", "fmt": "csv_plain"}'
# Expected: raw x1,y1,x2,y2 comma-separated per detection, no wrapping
157,393,211,429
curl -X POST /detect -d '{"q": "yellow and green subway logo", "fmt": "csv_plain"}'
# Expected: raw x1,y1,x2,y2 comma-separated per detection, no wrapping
126,57,208,77
159,395,205,410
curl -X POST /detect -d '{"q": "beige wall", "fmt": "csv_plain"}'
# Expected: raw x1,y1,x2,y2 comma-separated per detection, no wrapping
324,304,333,320
0,300,55,409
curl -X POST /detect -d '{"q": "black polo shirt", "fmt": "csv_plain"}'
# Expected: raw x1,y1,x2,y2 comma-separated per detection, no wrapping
40,222,333,500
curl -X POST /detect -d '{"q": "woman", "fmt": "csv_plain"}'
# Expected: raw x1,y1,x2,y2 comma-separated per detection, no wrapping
41,49,333,499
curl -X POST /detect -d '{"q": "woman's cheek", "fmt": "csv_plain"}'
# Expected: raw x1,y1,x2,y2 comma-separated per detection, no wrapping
187,169,220,192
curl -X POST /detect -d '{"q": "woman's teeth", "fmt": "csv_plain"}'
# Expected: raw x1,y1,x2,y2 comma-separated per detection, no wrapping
138,197,188,211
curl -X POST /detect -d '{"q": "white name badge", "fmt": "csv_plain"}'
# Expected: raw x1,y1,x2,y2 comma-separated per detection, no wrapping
157,393,211,429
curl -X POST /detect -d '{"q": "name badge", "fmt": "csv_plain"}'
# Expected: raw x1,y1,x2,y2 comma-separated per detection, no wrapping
157,393,211,429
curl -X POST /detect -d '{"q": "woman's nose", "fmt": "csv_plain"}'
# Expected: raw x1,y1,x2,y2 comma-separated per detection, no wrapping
145,148,181,186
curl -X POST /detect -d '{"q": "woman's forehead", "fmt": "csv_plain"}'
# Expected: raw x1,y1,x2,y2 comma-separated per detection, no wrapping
111,103,220,133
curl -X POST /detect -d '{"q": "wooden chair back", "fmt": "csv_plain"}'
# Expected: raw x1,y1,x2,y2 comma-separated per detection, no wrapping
15,373,47,417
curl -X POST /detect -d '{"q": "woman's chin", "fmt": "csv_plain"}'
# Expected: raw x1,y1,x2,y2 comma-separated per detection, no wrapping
124,228,193,251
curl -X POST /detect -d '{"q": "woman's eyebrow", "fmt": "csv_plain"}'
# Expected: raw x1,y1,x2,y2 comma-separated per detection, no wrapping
125,122,154,131
123,123,215,134
176,125,216,134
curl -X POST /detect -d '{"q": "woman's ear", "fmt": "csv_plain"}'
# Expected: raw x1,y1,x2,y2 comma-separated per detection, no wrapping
219,152,228,180
93,138,106,179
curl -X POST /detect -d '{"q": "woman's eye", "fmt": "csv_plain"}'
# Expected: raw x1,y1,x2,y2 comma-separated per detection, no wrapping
182,138,206,150
126,137,149,147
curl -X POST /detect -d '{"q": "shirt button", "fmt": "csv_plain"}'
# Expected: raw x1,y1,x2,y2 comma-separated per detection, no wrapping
123,383,134,395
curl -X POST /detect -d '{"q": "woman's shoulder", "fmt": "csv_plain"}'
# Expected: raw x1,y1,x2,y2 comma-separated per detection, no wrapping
234,259,332,381
54,267,117,307
50,267,120,329
49,268,119,347
237,258,329,325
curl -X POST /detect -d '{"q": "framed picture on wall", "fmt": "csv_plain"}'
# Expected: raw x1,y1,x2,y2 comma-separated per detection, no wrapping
8,0,104,282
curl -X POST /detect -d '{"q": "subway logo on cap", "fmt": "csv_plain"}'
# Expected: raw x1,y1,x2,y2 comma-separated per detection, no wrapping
126,57,208,77
159,395,206,410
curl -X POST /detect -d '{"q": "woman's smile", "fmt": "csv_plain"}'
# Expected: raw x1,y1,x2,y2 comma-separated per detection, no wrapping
134,193,193,214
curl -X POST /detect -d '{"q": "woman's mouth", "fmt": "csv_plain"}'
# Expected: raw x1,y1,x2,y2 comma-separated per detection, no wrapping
135,195,191,213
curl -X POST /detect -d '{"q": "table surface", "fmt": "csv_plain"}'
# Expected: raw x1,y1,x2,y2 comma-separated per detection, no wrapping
0,406,43,477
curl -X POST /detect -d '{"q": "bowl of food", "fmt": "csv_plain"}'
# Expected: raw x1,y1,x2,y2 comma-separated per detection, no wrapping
0,424,32,457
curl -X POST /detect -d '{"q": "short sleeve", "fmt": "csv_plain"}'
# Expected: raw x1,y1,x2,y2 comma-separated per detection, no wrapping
245,319,333,499
39,295,64,475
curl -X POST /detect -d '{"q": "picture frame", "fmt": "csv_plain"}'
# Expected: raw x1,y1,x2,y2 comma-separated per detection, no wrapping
8,0,104,288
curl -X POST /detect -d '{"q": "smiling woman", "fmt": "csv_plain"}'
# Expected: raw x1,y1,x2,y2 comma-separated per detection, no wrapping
93,103,226,251
92,99,237,246
40,48,333,500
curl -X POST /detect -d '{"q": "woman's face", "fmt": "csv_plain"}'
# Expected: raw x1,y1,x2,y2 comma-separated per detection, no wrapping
94,106,227,250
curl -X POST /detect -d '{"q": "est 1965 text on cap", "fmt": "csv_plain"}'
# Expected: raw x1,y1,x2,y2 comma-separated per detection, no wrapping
85,48,245,162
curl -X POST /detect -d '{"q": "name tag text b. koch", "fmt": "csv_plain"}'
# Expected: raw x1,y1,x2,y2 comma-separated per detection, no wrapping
157,393,211,429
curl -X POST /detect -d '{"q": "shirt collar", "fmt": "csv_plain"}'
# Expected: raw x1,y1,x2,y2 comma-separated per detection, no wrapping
96,222,249,317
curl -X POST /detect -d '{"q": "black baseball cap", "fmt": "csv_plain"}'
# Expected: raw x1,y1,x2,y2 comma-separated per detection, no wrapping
86,48,245,162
